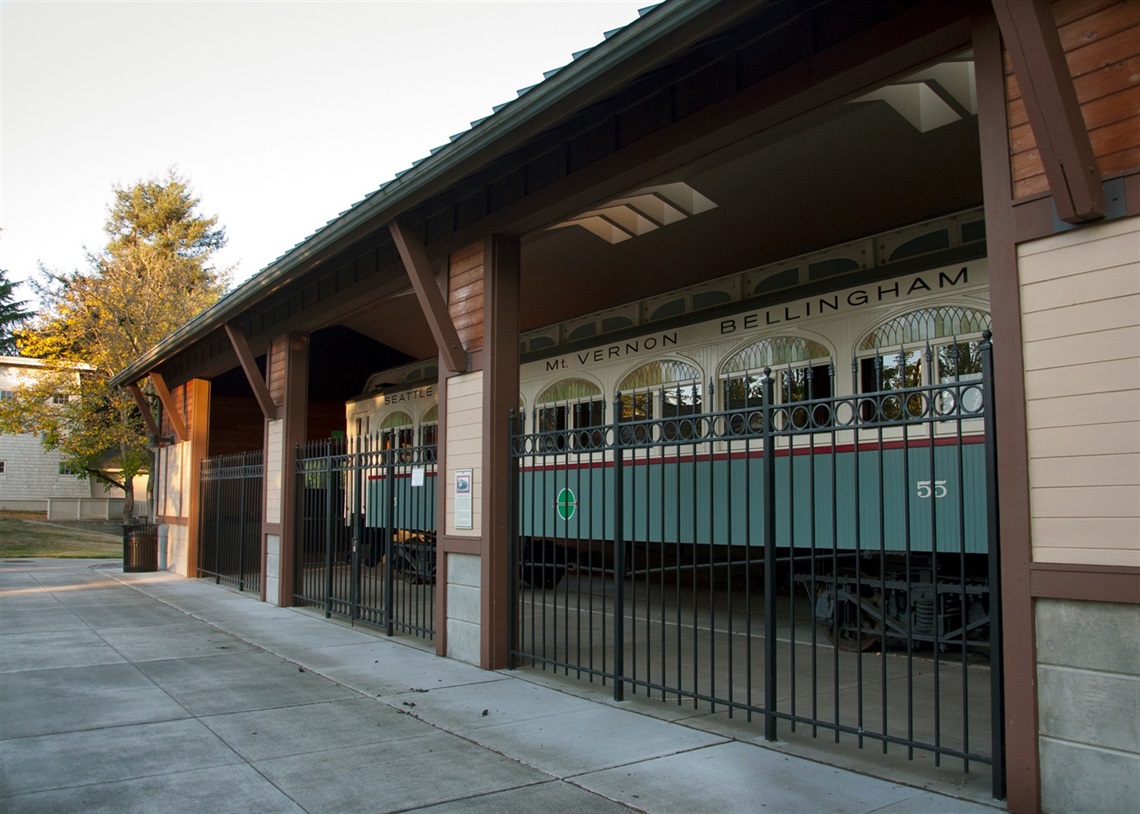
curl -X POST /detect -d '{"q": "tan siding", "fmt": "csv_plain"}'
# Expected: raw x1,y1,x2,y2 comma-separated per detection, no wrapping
1027,390,1140,428
265,419,283,524
1024,357,1140,397
1021,293,1140,340
1029,452,1140,487
1007,0,1140,199
445,371,483,536
1020,216,1140,567
1023,324,1140,369
1028,422,1140,456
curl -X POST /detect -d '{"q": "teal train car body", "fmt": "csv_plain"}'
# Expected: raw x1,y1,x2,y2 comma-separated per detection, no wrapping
517,440,986,555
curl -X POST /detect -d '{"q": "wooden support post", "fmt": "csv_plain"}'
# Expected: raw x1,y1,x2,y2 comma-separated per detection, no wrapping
480,234,520,670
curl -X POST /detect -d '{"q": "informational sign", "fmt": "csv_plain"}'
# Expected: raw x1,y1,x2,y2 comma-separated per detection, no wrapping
455,469,473,530
411,467,425,487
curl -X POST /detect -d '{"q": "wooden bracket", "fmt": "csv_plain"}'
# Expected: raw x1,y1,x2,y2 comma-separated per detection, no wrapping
224,323,278,420
126,383,162,439
991,0,1104,222
389,221,468,373
148,372,188,442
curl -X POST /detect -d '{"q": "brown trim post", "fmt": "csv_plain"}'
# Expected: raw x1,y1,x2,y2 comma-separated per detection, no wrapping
186,378,211,580
975,9,1039,812
280,332,308,608
480,234,520,670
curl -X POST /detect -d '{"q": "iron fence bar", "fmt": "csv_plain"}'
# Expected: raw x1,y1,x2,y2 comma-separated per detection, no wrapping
926,386,942,767
981,331,1006,800
613,393,625,703
761,368,777,742
323,445,334,619
508,411,519,669
238,466,247,592
385,445,396,635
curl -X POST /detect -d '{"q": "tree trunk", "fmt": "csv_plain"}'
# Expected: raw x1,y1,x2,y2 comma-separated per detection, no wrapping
122,474,135,522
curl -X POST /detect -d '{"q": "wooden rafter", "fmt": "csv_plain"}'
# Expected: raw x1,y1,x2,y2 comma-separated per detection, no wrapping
126,383,162,439
148,372,188,442
388,221,468,373
224,323,278,420
991,0,1104,222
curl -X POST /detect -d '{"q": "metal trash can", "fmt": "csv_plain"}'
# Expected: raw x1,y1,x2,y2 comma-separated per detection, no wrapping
122,521,159,572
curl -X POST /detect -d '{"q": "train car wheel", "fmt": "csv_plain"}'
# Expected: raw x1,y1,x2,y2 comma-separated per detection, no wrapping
816,571,884,652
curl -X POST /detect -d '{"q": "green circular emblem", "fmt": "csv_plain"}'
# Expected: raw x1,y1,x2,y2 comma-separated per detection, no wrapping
555,488,577,520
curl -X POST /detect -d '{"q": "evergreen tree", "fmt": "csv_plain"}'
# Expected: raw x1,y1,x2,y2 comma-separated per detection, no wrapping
0,172,231,518
0,268,31,355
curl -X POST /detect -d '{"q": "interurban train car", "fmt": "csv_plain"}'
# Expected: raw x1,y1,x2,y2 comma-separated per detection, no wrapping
347,245,993,651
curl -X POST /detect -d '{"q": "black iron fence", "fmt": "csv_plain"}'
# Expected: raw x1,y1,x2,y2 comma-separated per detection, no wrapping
510,335,1003,796
199,450,263,593
293,435,437,640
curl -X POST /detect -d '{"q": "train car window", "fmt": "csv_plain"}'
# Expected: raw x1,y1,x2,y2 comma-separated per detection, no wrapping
859,306,989,349
858,306,990,421
535,378,604,451
720,337,833,431
617,360,703,441
419,404,439,454
378,411,415,458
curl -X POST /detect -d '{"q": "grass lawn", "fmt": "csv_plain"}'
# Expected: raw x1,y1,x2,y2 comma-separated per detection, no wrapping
0,513,123,559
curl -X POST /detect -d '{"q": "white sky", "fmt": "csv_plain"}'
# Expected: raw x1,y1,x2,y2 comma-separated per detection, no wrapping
0,0,650,302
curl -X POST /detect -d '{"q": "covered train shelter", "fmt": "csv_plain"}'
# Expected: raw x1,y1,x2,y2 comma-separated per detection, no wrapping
110,2,1140,812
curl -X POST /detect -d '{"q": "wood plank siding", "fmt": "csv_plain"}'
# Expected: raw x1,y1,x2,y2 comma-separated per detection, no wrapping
449,243,485,351
445,372,484,536
1007,0,1140,198
1019,215,1140,567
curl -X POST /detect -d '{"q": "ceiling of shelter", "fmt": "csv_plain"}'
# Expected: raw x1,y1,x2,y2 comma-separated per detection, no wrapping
337,51,983,357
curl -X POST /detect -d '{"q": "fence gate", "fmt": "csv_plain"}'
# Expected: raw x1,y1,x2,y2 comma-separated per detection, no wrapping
199,451,263,593
293,436,437,640
510,336,1004,797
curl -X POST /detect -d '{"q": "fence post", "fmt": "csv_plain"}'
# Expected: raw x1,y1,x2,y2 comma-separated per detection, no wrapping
980,330,1006,799
507,410,519,669
385,440,396,636
237,454,248,592
613,392,626,702
761,368,778,741
323,441,334,619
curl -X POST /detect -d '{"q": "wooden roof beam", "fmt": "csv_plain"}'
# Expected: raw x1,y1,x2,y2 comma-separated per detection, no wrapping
388,221,468,373
224,323,278,420
991,0,1104,223
126,383,162,439
148,372,188,442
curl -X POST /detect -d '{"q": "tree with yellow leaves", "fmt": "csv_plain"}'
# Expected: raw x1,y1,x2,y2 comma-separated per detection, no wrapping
0,172,231,519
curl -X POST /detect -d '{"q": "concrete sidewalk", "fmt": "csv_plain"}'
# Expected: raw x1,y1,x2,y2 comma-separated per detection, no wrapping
0,559,1004,813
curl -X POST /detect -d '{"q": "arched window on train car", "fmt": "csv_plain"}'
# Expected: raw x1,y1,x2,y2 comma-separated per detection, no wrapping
419,404,438,461
857,306,990,421
379,411,415,459
719,336,833,431
617,360,703,441
535,378,604,451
